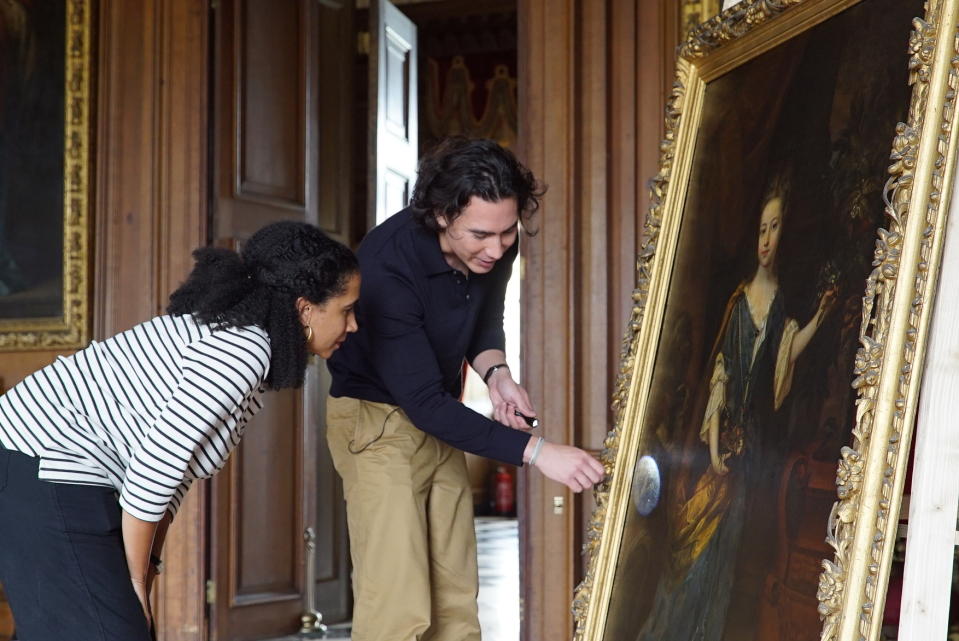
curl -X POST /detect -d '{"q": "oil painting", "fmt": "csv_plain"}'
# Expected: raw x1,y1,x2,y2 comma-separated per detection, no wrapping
573,1,959,640
0,0,90,350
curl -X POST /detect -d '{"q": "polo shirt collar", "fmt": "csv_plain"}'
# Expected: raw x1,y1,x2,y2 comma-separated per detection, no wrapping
412,220,456,276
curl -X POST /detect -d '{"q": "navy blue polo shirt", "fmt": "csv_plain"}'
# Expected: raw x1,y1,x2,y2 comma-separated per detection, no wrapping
328,208,532,465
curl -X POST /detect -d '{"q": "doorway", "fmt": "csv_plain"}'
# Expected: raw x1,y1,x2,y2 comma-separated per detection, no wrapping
205,1,523,638
358,1,522,639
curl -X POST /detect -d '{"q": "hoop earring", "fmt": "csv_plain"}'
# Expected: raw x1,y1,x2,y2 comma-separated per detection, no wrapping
304,325,313,342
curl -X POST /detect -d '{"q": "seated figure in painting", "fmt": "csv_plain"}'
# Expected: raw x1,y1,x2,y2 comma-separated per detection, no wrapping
637,176,836,641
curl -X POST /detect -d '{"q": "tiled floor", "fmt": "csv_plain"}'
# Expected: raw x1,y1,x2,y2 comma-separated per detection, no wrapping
269,516,520,641
476,517,520,641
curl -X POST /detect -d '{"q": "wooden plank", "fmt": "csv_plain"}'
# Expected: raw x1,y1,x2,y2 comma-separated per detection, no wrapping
518,1,677,636
897,173,959,639
518,2,578,639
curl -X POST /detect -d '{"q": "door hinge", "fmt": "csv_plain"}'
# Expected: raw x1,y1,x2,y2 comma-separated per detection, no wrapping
205,579,216,605
357,31,371,56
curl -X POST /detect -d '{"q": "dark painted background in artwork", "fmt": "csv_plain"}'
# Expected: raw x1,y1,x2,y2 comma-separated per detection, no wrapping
0,0,65,319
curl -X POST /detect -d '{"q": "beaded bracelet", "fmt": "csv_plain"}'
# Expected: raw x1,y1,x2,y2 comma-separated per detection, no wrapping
150,553,164,575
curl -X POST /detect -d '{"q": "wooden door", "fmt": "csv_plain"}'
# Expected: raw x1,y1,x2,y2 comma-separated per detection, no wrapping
311,2,356,628
208,1,354,638
369,0,418,226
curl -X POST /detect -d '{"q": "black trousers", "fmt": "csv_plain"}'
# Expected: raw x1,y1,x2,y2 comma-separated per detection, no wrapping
0,448,151,641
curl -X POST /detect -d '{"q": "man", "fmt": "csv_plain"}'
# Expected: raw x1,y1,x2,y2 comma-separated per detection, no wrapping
327,137,604,641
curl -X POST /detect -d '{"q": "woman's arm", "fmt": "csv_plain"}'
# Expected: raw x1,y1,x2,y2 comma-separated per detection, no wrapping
122,509,160,626
707,410,727,475
790,286,837,364
147,510,172,593
701,353,728,474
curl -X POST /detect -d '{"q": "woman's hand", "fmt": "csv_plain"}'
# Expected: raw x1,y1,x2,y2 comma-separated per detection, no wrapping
710,451,729,476
146,563,159,597
130,576,153,632
527,440,605,493
817,285,839,321
121,509,162,633
488,368,537,431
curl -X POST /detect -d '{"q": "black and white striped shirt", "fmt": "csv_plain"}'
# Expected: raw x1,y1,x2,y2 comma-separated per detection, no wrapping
0,314,271,522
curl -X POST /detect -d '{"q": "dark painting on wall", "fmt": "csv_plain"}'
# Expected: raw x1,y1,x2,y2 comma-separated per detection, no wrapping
573,0,948,640
0,0,91,350
0,0,65,318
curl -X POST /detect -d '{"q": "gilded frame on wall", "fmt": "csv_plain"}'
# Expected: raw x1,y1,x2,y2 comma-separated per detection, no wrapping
573,1,959,640
0,0,92,351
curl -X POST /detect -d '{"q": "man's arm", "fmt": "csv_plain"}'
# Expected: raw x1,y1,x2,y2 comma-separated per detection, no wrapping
363,269,532,464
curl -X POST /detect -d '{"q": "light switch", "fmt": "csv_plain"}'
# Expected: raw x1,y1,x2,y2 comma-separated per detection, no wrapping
553,496,565,515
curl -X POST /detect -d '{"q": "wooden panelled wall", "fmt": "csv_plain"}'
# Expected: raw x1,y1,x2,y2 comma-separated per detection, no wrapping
0,0,209,638
96,0,210,638
518,1,677,639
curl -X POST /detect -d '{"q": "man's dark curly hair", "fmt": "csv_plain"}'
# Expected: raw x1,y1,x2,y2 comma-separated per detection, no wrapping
410,137,546,233
167,221,358,390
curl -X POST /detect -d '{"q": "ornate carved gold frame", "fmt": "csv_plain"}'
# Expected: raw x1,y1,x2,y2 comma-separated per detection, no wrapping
0,0,92,351
572,1,959,640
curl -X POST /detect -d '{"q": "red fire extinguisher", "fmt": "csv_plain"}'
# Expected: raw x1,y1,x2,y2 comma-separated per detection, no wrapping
492,465,515,516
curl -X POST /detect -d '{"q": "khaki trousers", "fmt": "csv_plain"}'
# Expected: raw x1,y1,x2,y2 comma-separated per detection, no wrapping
326,396,481,641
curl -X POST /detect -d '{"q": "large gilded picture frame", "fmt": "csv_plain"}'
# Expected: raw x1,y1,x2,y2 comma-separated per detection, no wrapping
0,0,92,350
573,1,959,640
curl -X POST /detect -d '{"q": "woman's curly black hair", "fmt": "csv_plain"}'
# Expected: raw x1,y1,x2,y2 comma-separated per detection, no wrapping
167,221,358,390
410,136,546,234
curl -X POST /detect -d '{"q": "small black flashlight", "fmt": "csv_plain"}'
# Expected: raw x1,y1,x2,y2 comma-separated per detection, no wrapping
514,410,539,428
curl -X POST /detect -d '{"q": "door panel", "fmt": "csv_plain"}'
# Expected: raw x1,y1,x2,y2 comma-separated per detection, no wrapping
214,390,303,631
234,390,299,599
384,168,410,217
370,0,418,226
214,0,311,243
236,1,304,205
384,31,411,136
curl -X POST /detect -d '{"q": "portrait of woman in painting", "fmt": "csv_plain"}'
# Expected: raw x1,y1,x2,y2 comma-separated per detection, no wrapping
594,3,922,639
634,175,837,641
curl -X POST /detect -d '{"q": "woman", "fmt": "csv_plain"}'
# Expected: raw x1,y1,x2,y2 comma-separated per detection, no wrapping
636,179,835,641
0,221,359,640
